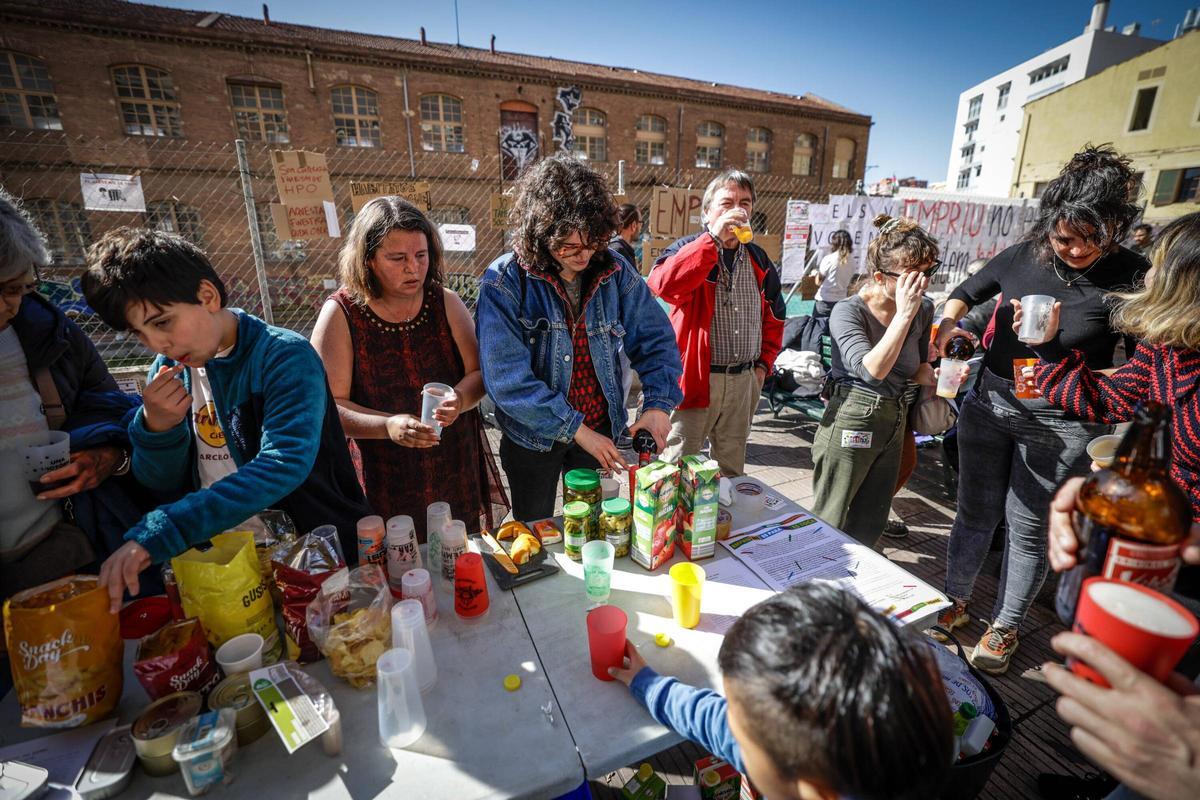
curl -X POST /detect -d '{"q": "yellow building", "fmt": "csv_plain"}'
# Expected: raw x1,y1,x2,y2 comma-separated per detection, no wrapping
1012,29,1200,226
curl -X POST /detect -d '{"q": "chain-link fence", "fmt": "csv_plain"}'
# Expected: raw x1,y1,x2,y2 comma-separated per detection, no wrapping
1,128,831,370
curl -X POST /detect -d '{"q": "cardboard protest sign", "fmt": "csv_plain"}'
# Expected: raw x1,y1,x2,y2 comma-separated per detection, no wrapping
640,237,676,277
349,180,431,214
270,201,340,240
755,234,782,266
490,193,512,228
271,151,334,204
649,187,703,239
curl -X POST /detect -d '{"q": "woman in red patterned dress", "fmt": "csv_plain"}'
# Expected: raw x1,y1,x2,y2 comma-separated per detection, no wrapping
311,196,506,541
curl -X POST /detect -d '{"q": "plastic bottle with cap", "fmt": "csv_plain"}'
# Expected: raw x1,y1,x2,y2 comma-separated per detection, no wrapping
952,701,978,736
385,515,421,596
959,714,996,759
440,520,468,582
400,568,437,626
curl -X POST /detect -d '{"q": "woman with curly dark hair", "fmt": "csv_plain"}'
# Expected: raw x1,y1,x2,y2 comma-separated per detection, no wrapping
476,154,681,521
932,145,1148,675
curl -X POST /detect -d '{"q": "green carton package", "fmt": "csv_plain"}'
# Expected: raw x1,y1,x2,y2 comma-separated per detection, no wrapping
677,455,720,560
621,763,667,800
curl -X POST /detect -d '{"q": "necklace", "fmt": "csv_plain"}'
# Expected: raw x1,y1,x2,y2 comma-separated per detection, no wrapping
369,290,428,333
1053,253,1104,287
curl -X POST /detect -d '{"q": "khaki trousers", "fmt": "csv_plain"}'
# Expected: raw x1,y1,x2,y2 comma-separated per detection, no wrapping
663,370,759,476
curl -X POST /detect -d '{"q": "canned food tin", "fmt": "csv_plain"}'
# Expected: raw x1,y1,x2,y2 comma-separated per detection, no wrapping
208,673,269,746
132,691,202,776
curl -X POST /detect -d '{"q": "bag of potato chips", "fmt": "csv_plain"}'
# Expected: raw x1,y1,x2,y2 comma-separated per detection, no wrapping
172,530,283,664
306,564,392,688
3,575,123,728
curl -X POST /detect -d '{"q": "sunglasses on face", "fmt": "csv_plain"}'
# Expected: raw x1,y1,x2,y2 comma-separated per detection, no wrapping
879,259,942,279
554,240,602,259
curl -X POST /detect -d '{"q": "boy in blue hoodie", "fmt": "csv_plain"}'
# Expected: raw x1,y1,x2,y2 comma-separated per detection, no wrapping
610,583,953,800
81,228,372,612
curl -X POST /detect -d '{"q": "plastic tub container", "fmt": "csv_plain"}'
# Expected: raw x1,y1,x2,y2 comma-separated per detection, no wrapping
171,708,238,796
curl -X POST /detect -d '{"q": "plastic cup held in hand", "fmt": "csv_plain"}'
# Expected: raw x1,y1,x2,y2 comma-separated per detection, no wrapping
420,382,455,437
377,647,427,749
1071,577,1199,686
391,599,437,692
582,540,615,604
1017,294,1055,343
1086,434,1122,470
19,430,71,495
215,633,264,675
669,562,706,629
936,357,971,400
587,605,627,681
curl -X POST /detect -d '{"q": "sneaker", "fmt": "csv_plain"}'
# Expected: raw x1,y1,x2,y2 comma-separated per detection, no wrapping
969,624,1020,674
928,600,969,642
882,518,909,539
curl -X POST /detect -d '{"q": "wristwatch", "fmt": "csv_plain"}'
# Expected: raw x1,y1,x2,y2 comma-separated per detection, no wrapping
113,447,131,477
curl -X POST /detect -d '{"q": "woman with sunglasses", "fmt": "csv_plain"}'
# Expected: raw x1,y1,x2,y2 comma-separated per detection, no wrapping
931,145,1147,675
810,214,943,548
476,154,681,521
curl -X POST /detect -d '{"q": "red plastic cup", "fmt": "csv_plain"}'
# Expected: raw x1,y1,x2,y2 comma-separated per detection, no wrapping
119,596,171,640
453,552,490,620
587,605,627,681
1071,577,1199,686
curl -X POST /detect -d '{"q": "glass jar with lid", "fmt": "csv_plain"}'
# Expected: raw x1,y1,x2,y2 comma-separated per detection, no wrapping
600,498,631,557
563,469,602,540
563,501,590,561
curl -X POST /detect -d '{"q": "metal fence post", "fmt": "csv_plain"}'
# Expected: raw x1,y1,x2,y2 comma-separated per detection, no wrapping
235,138,274,325
617,159,625,196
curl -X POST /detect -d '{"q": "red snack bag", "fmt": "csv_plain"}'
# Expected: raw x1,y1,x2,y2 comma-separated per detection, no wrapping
133,618,221,700
272,528,346,663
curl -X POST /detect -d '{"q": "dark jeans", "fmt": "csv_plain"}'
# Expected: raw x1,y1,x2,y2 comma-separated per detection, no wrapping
499,434,602,522
812,299,838,321
945,368,1110,631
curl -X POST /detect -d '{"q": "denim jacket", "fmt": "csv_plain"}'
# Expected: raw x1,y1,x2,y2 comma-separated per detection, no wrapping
476,249,682,452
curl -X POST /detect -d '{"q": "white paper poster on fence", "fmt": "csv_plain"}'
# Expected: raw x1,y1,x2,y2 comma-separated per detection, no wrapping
438,223,476,252
781,199,811,283
80,173,146,212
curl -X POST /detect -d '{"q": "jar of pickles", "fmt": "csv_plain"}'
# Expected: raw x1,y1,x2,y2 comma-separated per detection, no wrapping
564,469,602,540
600,498,631,557
563,501,590,561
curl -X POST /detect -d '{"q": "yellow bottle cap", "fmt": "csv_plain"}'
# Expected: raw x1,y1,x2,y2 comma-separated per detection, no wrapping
503,674,521,692
637,763,654,781
654,632,672,648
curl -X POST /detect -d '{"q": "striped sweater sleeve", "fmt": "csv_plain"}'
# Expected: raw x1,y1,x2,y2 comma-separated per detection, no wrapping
1032,337,1156,423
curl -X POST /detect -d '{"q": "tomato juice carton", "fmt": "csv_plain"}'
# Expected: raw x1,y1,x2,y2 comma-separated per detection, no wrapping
632,460,679,571
693,755,740,800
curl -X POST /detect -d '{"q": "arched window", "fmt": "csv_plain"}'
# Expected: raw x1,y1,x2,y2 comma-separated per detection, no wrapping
27,199,91,264
331,86,380,148
229,81,289,143
0,52,62,130
695,121,723,169
792,133,816,177
428,206,470,225
112,64,182,137
635,114,667,165
571,108,606,162
832,137,857,179
746,127,771,173
147,200,204,247
419,94,464,152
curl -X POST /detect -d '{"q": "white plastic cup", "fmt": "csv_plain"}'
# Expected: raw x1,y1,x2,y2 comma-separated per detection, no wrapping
377,648,427,749
216,633,264,675
937,358,972,399
386,515,421,593
391,599,438,692
600,477,620,500
426,501,451,576
420,383,455,437
401,568,438,626
19,430,71,491
1018,294,1056,343
440,520,468,582
1087,434,1122,470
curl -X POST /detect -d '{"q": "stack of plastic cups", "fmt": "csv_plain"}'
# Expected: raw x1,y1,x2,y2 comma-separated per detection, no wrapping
440,520,468,583
391,599,437,692
385,515,421,598
426,501,452,579
376,648,426,749
401,568,438,627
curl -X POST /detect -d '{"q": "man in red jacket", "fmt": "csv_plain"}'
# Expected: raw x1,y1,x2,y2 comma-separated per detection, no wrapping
648,169,785,475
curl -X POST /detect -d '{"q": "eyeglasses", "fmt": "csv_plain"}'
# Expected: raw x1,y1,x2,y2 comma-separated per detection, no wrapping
879,259,942,279
553,240,602,259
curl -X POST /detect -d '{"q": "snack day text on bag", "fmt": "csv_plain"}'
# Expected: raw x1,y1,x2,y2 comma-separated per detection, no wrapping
172,530,284,663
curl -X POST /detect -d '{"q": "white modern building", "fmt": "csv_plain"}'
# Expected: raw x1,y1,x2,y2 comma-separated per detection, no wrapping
944,1,1163,197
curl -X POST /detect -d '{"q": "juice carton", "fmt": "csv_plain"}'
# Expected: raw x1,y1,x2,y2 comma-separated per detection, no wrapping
677,455,720,560
621,763,667,800
632,459,679,571
739,773,766,800
694,755,740,800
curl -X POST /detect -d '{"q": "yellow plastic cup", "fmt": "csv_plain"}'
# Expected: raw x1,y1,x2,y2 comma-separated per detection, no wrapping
733,225,754,244
669,562,706,629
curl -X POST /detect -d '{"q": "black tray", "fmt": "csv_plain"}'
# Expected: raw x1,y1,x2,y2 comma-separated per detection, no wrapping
473,534,560,590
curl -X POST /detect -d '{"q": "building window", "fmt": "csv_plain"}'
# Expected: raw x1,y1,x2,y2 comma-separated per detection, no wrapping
0,52,62,130
792,133,816,176
635,114,667,165
113,65,182,137
1128,86,1158,132
746,127,771,172
571,108,607,162
27,199,91,264
428,206,470,225
997,82,1011,110
1030,56,1069,84
331,86,380,148
831,137,856,179
961,143,975,164
695,121,723,169
229,82,289,143
963,120,978,142
957,170,971,190
975,165,982,177
966,94,983,121
419,94,464,153
1032,181,1052,199
146,200,203,246
1152,167,1200,205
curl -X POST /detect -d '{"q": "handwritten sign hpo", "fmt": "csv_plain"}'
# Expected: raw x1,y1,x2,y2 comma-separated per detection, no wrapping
271,150,334,204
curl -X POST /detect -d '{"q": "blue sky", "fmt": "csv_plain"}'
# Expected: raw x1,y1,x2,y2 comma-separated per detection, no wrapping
153,0,1195,184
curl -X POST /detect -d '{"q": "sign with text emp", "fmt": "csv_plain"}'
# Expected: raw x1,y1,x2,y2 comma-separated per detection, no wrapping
80,173,146,212
349,180,432,214
649,187,703,239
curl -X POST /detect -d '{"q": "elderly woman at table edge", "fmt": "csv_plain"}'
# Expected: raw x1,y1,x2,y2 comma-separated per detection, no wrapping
0,188,145,600
475,154,682,521
311,196,507,541
611,582,952,800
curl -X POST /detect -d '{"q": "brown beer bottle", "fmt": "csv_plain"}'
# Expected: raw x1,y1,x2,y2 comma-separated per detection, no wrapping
1055,401,1192,625
945,334,976,361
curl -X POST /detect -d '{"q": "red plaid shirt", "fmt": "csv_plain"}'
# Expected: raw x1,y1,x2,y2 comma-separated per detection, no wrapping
553,277,610,435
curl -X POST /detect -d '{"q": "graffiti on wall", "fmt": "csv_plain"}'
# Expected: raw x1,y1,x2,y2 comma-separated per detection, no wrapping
553,85,581,152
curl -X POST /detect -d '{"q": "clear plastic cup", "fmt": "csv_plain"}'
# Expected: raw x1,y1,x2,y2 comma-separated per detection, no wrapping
581,540,615,605
1018,294,1056,343
937,358,971,399
377,648,427,749
420,383,455,437
391,599,437,692
669,562,706,629
215,633,264,675
401,568,438,626
385,515,421,594
426,501,451,576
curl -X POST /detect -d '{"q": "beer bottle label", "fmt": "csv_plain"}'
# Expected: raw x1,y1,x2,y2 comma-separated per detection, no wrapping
1102,539,1181,591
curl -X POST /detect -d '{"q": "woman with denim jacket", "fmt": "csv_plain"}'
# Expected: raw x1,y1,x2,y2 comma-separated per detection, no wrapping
476,155,682,521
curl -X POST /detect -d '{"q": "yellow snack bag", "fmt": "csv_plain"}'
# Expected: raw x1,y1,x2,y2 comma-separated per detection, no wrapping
172,530,283,663
4,575,123,728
